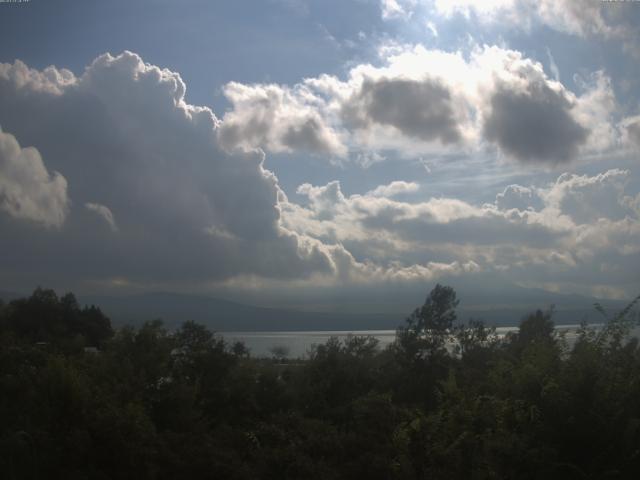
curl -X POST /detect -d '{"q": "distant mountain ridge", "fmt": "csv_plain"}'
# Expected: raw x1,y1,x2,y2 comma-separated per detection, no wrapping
79,292,400,331
1,288,629,331
79,290,629,331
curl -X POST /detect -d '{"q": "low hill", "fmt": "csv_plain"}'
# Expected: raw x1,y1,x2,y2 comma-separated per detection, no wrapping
79,290,626,331
2,288,628,331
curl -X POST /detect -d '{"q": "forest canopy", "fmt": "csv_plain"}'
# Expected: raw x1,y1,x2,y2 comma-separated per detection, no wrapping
1,286,639,479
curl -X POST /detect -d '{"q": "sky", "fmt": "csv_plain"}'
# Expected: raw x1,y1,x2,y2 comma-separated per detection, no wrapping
0,0,639,313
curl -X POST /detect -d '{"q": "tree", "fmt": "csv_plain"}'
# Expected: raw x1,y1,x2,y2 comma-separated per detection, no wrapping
390,284,459,407
231,340,250,358
412,284,459,334
269,345,290,362
397,284,459,358
0,288,113,348
518,308,555,344
174,320,217,355
80,305,113,347
508,308,556,356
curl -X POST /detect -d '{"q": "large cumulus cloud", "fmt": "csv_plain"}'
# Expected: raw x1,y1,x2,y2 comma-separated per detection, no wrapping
0,52,337,289
219,43,617,165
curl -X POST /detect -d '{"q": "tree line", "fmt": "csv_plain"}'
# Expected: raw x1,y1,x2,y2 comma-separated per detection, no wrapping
1,285,639,479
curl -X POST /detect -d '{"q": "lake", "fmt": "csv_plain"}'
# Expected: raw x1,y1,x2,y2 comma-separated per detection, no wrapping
221,324,599,358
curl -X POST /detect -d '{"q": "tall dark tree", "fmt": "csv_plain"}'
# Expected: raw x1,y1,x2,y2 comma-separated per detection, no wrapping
390,284,459,408
397,284,459,358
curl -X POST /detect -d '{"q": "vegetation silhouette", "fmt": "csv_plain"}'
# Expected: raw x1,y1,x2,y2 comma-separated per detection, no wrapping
1,285,639,479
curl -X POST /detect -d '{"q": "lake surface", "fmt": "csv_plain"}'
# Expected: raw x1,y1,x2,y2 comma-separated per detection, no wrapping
221,325,598,358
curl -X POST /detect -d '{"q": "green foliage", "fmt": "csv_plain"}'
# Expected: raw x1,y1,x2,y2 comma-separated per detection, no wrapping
3,287,113,349
390,284,460,409
1,285,639,478
401,283,459,344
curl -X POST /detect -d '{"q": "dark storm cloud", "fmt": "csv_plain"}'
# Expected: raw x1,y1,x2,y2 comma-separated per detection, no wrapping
483,81,589,164
344,77,463,144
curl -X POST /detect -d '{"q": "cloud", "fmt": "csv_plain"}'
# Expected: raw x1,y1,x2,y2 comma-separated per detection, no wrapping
0,59,75,95
218,82,346,156
0,129,68,228
544,169,633,225
343,77,464,144
495,184,543,211
0,52,494,292
85,202,118,232
380,0,416,20
621,116,640,149
0,52,338,288
431,0,514,20
483,80,588,164
296,181,346,221
431,0,640,59
0,52,637,299
431,0,639,41
628,120,640,146
533,0,638,41
367,181,420,197
281,170,640,298
219,44,617,165
474,46,616,164
545,47,560,83
285,177,568,271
